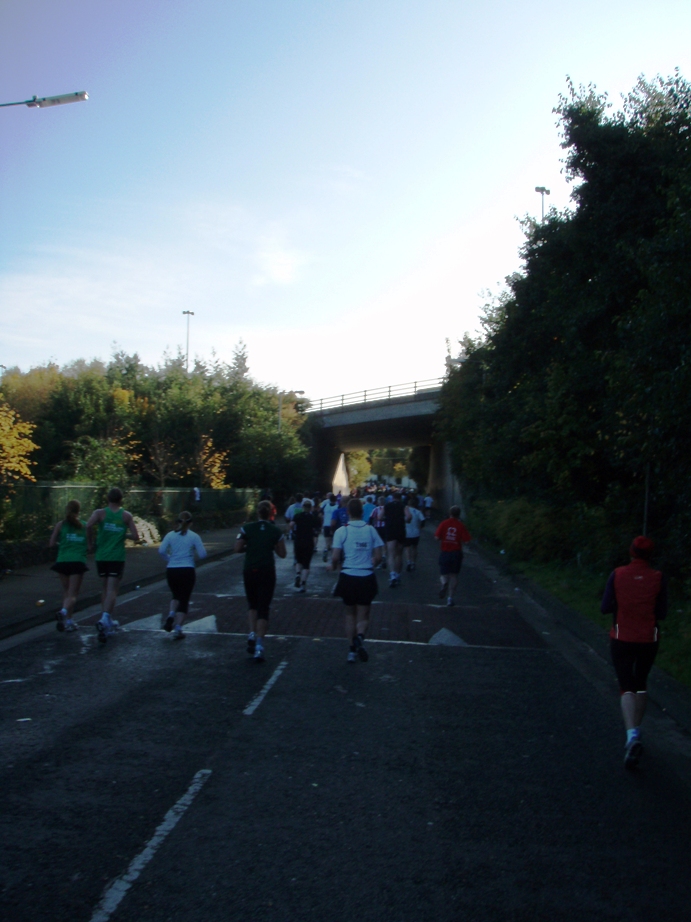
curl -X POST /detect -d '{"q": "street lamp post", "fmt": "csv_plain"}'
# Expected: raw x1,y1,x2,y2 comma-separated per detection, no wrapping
535,186,550,222
182,311,195,371
278,390,305,432
0,91,88,109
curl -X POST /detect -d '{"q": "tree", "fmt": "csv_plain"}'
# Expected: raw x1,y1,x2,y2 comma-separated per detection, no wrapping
0,395,38,485
437,72,691,572
345,451,371,488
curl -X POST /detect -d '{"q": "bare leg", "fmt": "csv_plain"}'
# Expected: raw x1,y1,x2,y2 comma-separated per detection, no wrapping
634,692,647,727
65,573,84,616
102,576,122,617
447,574,458,598
58,573,69,608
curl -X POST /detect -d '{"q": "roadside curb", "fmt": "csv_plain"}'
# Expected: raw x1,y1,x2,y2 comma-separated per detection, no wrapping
0,546,236,642
474,542,691,736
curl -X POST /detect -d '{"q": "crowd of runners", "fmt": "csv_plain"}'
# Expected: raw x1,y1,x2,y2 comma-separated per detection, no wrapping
47,482,667,770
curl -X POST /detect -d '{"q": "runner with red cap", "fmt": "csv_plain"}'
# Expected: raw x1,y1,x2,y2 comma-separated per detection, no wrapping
601,536,668,769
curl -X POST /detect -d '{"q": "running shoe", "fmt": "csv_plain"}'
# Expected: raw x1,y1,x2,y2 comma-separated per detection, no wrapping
624,738,643,770
247,633,256,655
298,585,306,593
55,611,66,632
96,619,108,644
347,650,357,663
173,628,185,640
163,614,175,632
447,597,455,607
439,584,448,599
65,619,79,632
294,575,301,589
254,643,265,663
354,634,369,662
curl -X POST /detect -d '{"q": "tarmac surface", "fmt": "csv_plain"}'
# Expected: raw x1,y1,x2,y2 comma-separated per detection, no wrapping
2,524,691,921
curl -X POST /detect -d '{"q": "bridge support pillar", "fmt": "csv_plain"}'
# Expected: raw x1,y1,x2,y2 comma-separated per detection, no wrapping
428,440,464,517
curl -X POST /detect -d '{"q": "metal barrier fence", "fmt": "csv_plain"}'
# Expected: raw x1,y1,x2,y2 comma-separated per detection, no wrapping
307,377,444,412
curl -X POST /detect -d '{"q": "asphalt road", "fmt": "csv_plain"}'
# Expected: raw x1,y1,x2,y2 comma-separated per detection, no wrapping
2,529,691,922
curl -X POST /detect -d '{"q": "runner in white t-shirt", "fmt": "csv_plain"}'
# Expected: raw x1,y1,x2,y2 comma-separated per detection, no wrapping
404,496,426,571
329,498,384,663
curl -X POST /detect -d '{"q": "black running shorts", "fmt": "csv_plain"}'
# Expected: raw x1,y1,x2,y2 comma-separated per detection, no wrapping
243,567,276,620
335,572,378,607
51,561,88,576
96,560,125,579
439,551,462,575
294,542,313,569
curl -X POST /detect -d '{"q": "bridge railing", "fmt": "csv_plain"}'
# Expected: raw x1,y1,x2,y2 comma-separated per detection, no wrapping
307,377,445,412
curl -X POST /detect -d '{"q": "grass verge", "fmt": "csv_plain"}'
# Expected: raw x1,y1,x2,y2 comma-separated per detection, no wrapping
511,558,691,690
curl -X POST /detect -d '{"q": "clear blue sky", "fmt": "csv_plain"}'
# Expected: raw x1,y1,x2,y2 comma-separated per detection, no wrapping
1,0,689,398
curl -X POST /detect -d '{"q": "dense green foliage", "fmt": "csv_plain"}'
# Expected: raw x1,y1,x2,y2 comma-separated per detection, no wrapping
439,73,691,578
1,349,310,499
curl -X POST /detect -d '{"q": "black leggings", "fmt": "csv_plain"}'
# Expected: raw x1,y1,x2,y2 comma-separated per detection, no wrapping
166,567,196,614
610,638,658,693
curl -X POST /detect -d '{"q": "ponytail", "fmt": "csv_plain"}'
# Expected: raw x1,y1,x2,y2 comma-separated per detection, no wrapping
65,499,82,529
176,511,193,535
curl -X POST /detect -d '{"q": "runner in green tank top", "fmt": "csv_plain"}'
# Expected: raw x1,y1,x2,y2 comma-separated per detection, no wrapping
86,487,140,643
49,499,89,632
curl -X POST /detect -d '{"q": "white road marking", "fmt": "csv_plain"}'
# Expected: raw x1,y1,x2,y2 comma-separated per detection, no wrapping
89,769,212,922
183,615,218,633
243,660,289,715
429,628,468,647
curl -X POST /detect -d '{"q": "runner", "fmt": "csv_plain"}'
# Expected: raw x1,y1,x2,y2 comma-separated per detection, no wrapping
86,488,140,643
48,499,88,632
362,495,376,524
329,497,384,663
434,505,471,606
384,491,406,588
320,492,338,561
234,499,286,663
423,492,434,519
371,495,387,569
403,495,426,571
284,493,303,540
601,536,668,769
158,511,207,639
291,498,320,592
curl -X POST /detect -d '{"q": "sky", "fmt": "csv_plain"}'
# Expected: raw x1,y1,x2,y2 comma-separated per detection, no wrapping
1,0,690,401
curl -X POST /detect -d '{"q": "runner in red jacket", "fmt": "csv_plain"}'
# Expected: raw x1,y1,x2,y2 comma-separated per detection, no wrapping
434,505,472,606
601,535,667,769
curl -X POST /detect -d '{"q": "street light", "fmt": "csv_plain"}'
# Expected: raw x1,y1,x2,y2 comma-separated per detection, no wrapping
278,390,305,432
182,311,195,371
0,91,89,109
535,186,550,222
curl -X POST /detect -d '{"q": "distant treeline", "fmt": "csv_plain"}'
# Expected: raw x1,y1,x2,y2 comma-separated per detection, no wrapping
438,73,691,580
1,344,310,499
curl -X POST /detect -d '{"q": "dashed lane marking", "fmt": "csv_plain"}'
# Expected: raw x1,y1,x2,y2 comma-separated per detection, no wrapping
89,769,212,922
243,660,289,715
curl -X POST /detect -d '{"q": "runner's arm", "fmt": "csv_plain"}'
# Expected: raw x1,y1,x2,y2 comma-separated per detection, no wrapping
275,536,287,559
123,511,140,542
194,534,208,561
86,508,104,550
49,521,62,547
234,530,246,554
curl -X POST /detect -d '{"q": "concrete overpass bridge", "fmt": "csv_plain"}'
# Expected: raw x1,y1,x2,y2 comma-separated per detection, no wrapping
307,378,461,510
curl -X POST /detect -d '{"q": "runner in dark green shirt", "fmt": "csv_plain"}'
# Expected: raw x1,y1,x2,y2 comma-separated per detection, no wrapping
234,500,286,662
86,487,140,643
49,499,89,632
